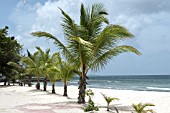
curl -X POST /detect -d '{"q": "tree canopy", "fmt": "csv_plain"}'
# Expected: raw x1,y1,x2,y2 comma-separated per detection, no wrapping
0,26,22,84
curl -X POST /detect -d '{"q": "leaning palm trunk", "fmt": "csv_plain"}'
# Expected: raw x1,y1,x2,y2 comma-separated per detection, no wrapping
52,83,55,94
43,77,47,91
63,82,68,96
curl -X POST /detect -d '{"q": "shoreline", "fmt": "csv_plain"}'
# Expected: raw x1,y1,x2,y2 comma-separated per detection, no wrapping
0,84,170,113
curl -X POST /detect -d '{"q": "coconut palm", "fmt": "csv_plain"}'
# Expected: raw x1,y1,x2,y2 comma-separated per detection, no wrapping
56,55,77,96
7,61,26,86
47,66,60,94
102,93,119,112
132,103,155,113
35,47,51,91
31,3,141,103
44,52,61,94
22,50,42,89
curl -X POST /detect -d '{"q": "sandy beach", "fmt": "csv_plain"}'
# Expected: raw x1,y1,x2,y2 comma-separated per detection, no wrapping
0,84,170,113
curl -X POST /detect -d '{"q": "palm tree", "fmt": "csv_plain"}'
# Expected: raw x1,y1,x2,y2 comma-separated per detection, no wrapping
44,52,61,94
22,50,42,90
35,47,51,91
7,61,26,86
57,55,77,96
47,66,60,94
26,50,33,87
31,3,141,103
132,103,155,113
102,93,119,112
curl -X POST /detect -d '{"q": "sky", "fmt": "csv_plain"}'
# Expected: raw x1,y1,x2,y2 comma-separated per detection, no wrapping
0,0,170,75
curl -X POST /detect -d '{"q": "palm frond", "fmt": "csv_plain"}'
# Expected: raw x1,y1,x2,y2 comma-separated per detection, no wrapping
89,45,141,71
47,67,60,83
80,3,109,41
93,25,135,54
69,36,92,47
22,57,36,67
132,103,155,113
102,93,119,104
140,103,155,112
59,7,78,37
51,52,59,63
31,31,73,60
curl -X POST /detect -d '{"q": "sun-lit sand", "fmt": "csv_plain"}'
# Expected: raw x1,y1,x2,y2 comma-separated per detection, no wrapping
0,84,170,113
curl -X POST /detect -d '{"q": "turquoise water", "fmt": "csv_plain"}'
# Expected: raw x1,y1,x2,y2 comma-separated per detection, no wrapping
46,75,170,92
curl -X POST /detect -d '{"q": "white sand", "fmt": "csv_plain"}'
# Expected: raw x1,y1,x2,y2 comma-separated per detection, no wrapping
0,84,170,113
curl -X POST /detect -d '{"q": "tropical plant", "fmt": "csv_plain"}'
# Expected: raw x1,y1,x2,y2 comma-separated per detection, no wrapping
7,61,26,86
0,26,22,85
47,66,60,94
84,89,99,112
102,93,119,112
46,52,61,94
85,89,94,101
31,3,141,103
22,50,42,90
35,47,51,91
56,54,77,96
132,103,155,113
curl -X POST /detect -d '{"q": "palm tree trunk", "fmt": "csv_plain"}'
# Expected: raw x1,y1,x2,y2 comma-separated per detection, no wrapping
78,74,86,104
63,82,67,96
52,83,55,94
107,104,109,111
28,74,32,87
21,82,23,86
4,78,7,85
19,80,22,86
8,79,10,85
43,77,47,91
36,78,40,90
78,64,87,104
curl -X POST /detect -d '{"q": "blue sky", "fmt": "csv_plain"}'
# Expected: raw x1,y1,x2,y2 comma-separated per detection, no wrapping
1,0,170,75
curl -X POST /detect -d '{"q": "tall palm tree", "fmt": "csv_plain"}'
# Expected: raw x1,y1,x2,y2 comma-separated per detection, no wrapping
132,103,155,113
31,3,141,103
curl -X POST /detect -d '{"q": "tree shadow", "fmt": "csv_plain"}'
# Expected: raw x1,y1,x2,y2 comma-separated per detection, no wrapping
0,85,14,88
27,89,68,97
98,104,133,113
15,101,85,113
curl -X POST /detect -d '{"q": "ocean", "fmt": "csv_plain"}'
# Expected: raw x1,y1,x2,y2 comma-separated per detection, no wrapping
46,75,170,92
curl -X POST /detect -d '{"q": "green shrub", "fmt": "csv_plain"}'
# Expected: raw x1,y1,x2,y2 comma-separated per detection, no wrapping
84,89,99,112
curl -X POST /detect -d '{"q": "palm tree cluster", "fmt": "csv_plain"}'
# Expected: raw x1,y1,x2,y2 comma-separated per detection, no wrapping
31,3,141,103
22,47,77,96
